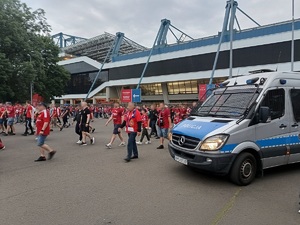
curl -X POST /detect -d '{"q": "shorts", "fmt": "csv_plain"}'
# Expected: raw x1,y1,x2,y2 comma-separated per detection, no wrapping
81,124,90,133
113,124,121,135
157,127,169,138
37,135,47,147
0,119,3,125
7,118,14,126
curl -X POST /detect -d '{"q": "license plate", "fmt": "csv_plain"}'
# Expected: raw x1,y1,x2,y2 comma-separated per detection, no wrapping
175,155,188,165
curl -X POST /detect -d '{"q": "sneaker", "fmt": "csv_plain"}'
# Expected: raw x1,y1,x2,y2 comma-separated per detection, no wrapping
48,151,56,160
59,127,63,131
119,142,126,147
157,145,164,149
145,141,151,145
91,137,95,145
80,142,87,146
124,158,131,163
106,143,112,149
29,132,35,135
0,146,5,150
131,155,139,159
92,128,95,133
136,141,143,145
22,133,28,136
34,156,46,162
76,140,82,144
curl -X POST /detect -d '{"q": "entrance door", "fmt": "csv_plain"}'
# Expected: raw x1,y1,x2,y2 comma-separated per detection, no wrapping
254,88,291,168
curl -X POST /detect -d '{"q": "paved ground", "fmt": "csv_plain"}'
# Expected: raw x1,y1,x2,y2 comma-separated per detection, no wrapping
0,119,299,225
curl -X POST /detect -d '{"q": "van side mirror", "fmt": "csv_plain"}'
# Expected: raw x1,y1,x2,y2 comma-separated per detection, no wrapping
259,106,270,123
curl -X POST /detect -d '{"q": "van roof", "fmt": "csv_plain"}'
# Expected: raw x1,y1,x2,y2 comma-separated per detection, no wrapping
224,71,300,87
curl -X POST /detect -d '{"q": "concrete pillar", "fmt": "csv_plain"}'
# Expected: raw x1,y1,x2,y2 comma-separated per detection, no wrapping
51,100,55,105
93,97,96,104
106,87,110,102
60,99,64,105
70,99,74,105
161,83,170,104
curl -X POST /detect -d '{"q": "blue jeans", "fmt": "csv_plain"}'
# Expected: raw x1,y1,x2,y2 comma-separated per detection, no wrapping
127,132,138,159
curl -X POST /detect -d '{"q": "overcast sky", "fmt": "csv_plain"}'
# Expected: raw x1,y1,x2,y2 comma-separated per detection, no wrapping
22,0,298,47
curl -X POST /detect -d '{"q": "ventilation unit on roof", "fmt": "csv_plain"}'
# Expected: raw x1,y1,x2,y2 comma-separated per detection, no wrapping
249,69,275,74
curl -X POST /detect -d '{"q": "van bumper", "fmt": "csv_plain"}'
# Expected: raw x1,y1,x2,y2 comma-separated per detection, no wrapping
168,143,236,175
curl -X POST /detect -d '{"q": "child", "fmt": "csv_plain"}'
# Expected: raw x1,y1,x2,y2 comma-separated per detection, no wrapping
136,109,151,145
0,138,5,150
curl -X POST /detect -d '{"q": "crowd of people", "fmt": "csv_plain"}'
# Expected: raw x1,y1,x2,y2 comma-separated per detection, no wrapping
0,100,198,162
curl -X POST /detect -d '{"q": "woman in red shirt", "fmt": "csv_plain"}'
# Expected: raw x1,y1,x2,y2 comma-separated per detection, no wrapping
119,102,142,162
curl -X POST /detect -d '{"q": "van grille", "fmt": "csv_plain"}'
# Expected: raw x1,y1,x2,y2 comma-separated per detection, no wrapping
172,134,200,150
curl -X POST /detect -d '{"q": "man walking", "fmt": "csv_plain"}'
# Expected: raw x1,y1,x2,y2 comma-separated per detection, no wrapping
119,102,142,162
105,102,125,148
34,102,56,162
23,100,34,136
4,102,16,136
80,102,95,146
156,103,172,149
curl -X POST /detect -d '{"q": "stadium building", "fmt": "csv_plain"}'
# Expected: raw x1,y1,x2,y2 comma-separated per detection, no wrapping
54,19,300,104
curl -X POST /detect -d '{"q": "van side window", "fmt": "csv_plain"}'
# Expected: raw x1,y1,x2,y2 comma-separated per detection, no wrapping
290,89,300,122
261,89,285,120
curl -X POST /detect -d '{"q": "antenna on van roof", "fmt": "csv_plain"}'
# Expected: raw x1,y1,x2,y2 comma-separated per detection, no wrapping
276,51,282,72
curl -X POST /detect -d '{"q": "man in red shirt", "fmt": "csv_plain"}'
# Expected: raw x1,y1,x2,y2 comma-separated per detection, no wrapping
0,103,6,133
4,102,16,136
156,103,172,149
23,100,35,136
105,102,125,148
119,102,142,162
34,102,56,162
136,108,151,145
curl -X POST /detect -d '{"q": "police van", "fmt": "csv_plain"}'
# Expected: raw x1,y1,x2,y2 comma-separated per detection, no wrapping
169,71,300,185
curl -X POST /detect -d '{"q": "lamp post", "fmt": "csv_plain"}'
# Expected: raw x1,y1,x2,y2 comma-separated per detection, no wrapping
291,0,295,72
27,54,34,104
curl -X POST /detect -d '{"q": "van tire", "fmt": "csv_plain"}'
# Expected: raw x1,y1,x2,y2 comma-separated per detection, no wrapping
230,153,257,186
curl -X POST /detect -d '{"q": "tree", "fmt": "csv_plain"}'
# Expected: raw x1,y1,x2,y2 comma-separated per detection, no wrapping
0,0,70,103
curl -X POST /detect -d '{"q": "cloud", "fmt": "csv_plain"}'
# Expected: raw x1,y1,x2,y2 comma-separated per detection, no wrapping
23,0,298,47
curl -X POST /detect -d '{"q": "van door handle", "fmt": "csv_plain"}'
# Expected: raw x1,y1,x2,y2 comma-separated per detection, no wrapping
279,124,287,129
292,123,299,128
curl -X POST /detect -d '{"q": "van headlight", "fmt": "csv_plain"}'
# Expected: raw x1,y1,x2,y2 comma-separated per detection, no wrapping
200,134,229,151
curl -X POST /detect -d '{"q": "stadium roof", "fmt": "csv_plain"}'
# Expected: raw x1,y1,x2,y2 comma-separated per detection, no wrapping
61,32,147,63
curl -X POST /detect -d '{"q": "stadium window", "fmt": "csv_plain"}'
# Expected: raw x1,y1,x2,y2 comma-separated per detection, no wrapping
141,83,163,96
167,80,199,95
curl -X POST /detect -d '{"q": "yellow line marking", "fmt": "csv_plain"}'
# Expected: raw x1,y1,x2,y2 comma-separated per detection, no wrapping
210,188,242,225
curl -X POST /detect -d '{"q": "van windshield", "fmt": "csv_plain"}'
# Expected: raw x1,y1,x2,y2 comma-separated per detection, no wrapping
193,86,261,118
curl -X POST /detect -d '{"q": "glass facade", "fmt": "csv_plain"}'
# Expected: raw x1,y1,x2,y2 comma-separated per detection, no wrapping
66,70,108,94
140,83,163,96
167,78,227,95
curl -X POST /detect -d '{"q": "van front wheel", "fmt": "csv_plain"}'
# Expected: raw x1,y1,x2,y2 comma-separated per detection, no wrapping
230,153,257,186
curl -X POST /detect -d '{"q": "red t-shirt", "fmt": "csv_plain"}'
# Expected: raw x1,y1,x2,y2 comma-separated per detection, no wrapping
0,107,5,118
57,107,61,117
141,114,149,128
173,116,182,125
124,109,142,133
26,105,33,118
36,110,51,136
180,108,187,118
112,107,124,125
6,106,15,118
158,108,171,129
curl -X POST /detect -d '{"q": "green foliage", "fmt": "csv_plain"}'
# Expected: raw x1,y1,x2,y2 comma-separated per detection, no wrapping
0,0,70,103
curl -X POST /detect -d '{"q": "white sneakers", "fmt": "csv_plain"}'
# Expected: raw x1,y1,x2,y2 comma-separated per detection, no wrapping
119,142,126,147
76,140,82,144
106,143,112,149
137,141,151,145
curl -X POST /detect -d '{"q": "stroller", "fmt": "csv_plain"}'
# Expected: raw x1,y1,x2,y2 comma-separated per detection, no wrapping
0,138,5,150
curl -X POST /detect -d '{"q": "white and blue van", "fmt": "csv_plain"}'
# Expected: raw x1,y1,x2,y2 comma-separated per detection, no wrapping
169,71,300,185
